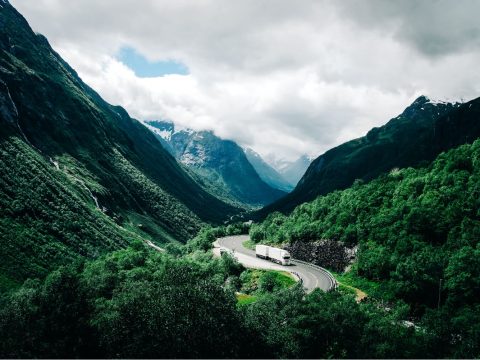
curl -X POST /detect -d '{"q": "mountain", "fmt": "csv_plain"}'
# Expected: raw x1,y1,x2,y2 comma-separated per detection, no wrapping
258,95,480,217
146,120,286,207
279,155,312,186
243,148,293,192
249,135,480,356
264,154,312,186
0,1,238,287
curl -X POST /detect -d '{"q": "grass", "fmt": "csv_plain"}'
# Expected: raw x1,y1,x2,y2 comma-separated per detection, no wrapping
331,264,394,302
239,269,297,299
123,211,178,244
242,239,256,250
236,269,296,305
275,271,297,288
236,293,258,306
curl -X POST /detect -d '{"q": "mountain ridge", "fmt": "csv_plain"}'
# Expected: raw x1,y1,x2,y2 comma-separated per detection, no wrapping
243,147,293,192
257,95,479,217
0,1,238,284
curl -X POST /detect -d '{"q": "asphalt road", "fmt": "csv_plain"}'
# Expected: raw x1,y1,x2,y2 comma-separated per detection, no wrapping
214,235,335,292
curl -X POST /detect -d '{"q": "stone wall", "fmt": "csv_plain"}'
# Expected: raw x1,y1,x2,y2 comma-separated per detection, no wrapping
285,240,352,273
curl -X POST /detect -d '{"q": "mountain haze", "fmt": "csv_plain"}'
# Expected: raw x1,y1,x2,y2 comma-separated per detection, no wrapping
277,155,312,186
244,148,293,192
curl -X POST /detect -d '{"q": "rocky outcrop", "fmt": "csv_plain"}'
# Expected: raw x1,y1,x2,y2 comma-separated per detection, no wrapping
285,240,351,273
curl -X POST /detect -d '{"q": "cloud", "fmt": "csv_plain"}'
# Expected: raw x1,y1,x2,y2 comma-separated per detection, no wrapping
10,0,480,161
337,0,480,57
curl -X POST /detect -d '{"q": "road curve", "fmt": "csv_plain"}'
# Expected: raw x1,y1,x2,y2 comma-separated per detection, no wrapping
214,235,336,292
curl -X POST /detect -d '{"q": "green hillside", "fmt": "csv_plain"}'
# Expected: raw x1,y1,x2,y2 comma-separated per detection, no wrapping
259,96,480,217
0,2,238,286
251,138,480,319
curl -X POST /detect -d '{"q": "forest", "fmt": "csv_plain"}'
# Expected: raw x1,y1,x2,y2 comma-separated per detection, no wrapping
0,236,450,359
1,126,480,359
249,138,480,356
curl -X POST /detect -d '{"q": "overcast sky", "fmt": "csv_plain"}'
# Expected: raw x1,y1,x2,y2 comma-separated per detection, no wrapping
11,0,480,161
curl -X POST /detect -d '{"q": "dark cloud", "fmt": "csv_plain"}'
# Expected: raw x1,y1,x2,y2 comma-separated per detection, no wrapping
10,0,480,160
337,0,480,57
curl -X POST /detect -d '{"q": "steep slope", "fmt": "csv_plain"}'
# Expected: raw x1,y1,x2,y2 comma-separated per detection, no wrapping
146,120,286,207
244,148,293,192
278,155,312,186
264,154,312,186
0,2,238,286
251,137,480,318
258,95,480,216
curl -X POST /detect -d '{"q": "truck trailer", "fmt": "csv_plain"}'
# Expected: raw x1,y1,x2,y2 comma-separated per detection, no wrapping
255,245,291,265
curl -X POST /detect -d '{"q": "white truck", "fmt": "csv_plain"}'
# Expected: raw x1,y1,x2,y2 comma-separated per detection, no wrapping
255,245,291,265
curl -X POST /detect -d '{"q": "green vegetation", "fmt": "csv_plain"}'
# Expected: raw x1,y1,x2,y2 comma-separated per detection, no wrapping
242,239,256,250
331,265,381,301
0,2,240,285
185,222,250,253
251,138,480,356
236,293,257,306
0,136,139,285
235,269,295,306
239,269,296,295
0,244,445,358
259,95,480,217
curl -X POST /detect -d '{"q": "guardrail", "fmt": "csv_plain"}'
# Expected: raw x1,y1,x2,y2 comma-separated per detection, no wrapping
291,259,338,291
290,271,303,285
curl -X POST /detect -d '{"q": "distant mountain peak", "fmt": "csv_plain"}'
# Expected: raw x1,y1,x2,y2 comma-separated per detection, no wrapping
146,119,174,129
398,95,463,120
409,95,464,109
244,148,294,192
144,121,286,206
411,95,430,106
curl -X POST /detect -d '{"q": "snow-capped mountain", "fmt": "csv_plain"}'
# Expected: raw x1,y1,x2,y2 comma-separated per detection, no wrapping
145,120,286,207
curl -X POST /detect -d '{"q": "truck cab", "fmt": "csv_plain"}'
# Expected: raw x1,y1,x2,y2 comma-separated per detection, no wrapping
281,251,291,266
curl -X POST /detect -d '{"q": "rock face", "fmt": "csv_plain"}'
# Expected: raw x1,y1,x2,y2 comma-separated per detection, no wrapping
146,120,286,207
285,240,350,273
244,148,293,192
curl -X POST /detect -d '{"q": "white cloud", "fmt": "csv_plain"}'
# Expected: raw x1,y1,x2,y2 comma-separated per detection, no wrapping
11,0,480,160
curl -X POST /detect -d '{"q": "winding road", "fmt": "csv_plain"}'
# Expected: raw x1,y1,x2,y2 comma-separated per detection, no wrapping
214,235,336,292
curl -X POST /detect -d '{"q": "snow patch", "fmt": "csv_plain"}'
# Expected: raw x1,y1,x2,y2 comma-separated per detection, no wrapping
180,147,207,166
425,96,465,106
144,123,174,140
